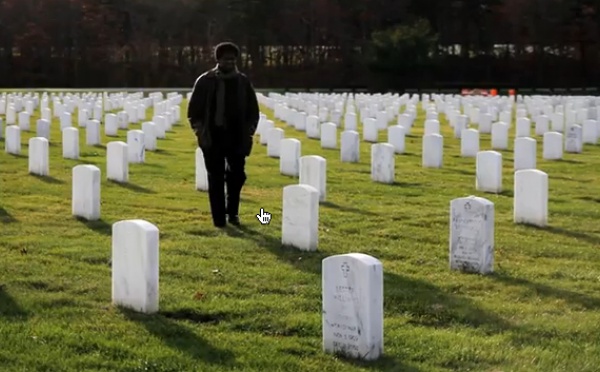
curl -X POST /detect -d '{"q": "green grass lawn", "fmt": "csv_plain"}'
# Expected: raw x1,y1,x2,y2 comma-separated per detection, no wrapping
1,94,600,372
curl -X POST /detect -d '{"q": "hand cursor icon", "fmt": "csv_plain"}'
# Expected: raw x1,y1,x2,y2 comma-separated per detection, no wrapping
256,208,272,225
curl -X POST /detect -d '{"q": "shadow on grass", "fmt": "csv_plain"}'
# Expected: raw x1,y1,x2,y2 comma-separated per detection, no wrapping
120,307,236,365
75,216,112,235
140,162,166,169
498,189,513,197
7,153,27,159
401,152,419,157
222,225,511,335
321,201,380,217
0,285,29,319
447,168,475,176
490,271,600,310
383,273,511,334
389,181,423,188
338,355,422,372
155,149,175,156
523,223,600,245
222,224,329,274
29,174,65,184
556,158,584,164
577,196,600,203
107,180,156,194
0,207,17,223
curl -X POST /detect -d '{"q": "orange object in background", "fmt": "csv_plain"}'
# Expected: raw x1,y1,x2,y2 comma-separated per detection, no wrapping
490,89,498,96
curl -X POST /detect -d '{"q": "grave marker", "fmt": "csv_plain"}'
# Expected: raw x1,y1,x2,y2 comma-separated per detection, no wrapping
282,184,319,251
112,219,159,314
72,164,101,220
322,253,383,361
449,196,495,274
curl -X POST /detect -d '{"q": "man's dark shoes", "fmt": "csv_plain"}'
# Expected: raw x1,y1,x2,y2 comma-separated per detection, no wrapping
213,217,227,228
228,215,240,226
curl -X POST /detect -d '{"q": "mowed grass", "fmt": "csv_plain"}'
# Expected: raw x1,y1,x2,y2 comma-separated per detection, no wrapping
1,94,600,372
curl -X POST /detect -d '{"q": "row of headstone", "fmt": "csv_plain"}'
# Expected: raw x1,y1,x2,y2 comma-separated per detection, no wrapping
450,168,548,276
262,91,599,151
111,217,383,360
109,182,545,363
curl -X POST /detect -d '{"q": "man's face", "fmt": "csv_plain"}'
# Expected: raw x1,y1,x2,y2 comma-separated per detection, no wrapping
218,52,237,72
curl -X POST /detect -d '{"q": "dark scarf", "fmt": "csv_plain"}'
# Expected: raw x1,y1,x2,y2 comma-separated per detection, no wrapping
212,65,240,128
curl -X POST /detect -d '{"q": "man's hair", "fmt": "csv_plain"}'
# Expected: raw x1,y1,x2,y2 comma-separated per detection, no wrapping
214,42,240,60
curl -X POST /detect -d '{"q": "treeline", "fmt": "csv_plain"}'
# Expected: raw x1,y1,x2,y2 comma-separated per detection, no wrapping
0,0,598,90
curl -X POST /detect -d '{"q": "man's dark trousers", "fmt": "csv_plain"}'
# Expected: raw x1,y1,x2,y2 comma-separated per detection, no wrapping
203,149,247,225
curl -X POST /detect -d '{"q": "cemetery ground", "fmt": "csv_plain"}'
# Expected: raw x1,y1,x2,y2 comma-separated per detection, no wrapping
1,96,600,372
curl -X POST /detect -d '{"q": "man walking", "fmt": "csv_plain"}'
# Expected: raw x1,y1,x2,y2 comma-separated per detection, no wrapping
187,42,260,227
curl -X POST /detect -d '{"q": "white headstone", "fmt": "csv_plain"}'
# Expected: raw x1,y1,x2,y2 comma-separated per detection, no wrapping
118,111,130,129
28,137,49,176
195,147,208,191
5,105,16,125
107,141,129,182
551,113,564,132
340,130,359,163
306,115,321,139
542,132,563,160
105,114,119,136
18,111,30,131
514,137,536,171
479,113,493,134
295,112,307,131
86,120,101,146
516,117,531,138
454,115,468,138
387,126,405,154
460,129,479,157
280,138,301,177
321,123,337,149
111,219,159,314
344,112,357,131
72,164,101,220
260,120,274,145
41,107,52,122
424,120,440,135
62,127,79,159
60,112,72,130
127,130,145,163
282,184,319,251
499,111,511,125
363,118,378,143
299,155,327,202
422,134,443,168
322,253,383,361
449,196,494,274
36,119,50,140
78,108,88,127
4,126,20,155
141,122,157,151
582,119,598,144
375,111,388,130
565,124,583,153
514,169,548,227
491,122,509,150
267,127,285,158
476,151,502,193
535,115,549,135
371,143,395,184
